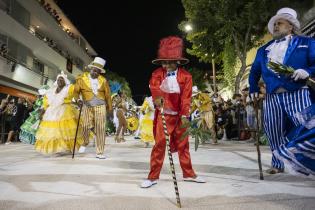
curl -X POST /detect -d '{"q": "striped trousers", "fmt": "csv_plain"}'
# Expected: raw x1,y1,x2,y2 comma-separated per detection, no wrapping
263,88,311,169
81,105,107,155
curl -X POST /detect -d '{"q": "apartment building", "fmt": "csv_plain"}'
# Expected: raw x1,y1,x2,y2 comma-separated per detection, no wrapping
0,0,97,99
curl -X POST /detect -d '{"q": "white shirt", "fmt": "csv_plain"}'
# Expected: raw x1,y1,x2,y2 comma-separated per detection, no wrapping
159,69,180,94
159,69,181,115
89,75,99,95
266,35,291,64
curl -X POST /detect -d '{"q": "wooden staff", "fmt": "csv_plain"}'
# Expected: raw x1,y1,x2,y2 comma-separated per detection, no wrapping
253,96,264,180
72,103,83,159
160,107,182,208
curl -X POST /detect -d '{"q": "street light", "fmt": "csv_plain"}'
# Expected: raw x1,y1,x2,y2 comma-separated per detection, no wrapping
184,24,193,32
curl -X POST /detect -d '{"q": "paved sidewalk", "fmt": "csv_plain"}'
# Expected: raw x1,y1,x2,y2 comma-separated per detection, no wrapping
0,137,314,210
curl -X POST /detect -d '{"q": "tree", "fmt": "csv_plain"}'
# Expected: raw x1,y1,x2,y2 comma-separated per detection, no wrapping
180,0,301,94
220,41,237,90
187,67,209,91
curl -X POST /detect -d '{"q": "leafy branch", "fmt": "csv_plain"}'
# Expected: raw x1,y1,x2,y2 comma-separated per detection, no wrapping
267,61,315,85
180,118,213,151
267,61,295,75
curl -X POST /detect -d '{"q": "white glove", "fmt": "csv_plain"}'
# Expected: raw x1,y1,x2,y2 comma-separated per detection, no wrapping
291,69,309,81
250,92,259,99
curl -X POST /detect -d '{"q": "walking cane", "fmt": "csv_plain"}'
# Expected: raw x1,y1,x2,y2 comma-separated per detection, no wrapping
253,96,264,180
72,103,83,159
160,107,182,208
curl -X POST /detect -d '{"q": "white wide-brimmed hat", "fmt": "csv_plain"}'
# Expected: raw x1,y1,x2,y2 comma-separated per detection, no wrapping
268,7,300,34
88,57,106,73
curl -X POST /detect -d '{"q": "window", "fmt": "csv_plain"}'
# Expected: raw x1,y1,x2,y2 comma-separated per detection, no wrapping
33,59,44,74
66,58,72,73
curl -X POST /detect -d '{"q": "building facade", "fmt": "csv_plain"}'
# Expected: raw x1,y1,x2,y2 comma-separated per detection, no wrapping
0,0,97,99
301,5,315,38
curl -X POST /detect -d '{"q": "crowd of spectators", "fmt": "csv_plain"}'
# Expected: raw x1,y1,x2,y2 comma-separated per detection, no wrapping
0,95,33,144
206,83,265,143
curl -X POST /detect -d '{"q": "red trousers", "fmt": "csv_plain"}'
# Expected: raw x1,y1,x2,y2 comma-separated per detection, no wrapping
148,114,196,180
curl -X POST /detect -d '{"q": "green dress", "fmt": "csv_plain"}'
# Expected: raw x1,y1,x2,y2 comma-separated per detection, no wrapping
19,97,43,144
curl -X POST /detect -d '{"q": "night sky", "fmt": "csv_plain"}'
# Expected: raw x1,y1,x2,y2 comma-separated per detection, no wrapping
56,0,204,104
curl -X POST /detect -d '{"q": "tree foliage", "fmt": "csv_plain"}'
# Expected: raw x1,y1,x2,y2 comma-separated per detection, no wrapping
187,67,209,91
221,41,237,90
180,0,303,94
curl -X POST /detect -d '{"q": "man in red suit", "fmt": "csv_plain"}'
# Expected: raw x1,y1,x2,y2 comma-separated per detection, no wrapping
141,36,206,188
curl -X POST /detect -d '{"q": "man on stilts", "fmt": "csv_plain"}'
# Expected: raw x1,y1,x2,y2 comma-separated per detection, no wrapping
73,57,113,159
141,36,206,188
249,8,315,174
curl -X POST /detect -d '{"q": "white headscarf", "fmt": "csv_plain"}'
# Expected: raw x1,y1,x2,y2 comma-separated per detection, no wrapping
53,71,70,86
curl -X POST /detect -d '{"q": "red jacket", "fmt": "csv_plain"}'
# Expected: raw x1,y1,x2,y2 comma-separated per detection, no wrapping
149,67,192,117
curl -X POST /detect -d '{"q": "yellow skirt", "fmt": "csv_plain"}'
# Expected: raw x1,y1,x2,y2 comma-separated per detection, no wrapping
35,104,83,154
140,118,154,143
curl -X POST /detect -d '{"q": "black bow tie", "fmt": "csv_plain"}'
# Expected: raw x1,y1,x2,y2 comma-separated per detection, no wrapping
275,37,286,43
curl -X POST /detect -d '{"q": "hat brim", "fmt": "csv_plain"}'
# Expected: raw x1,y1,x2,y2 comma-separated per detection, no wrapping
152,58,189,65
88,64,106,73
268,14,300,34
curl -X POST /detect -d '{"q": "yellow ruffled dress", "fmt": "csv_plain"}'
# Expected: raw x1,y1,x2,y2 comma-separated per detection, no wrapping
35,85,83,154
140,97,154,143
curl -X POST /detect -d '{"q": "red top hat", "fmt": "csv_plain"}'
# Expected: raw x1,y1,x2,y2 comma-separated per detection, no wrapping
152,36,189,65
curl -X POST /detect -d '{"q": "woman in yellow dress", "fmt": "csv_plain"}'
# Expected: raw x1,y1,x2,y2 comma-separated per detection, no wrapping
140,96,155,147
35,72,83,154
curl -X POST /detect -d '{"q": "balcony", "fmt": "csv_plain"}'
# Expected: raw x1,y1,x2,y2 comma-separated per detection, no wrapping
0,49,82,95
0,9,76,81
0,53,49,94
16,0,93,65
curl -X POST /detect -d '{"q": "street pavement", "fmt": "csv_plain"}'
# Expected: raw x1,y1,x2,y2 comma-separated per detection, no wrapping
0,137,315,210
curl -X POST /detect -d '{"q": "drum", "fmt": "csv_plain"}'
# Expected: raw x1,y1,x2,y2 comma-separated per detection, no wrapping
126,116,139,132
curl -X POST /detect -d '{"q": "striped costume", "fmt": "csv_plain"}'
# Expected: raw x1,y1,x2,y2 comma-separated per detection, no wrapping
74,72,112,155
249,35,315,171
